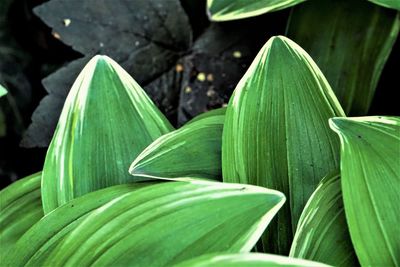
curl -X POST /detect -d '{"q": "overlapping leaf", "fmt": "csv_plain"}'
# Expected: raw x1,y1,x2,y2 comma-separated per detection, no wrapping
369,0,400,10
175,253,330,267
329,116,400,266
290,174,358,266
7,181,285,267
130,108,225,180
4,182,156,267
0,172,43,260
41,55,173,214
207,0,307,21
222,36,345,254
286,0,400,115
0,84,6,97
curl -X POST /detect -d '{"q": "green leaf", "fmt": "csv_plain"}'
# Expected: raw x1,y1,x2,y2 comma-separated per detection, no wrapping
0,84,7,97
4,182,157,267
286,0,400,115
186,107,226,125
0,172,43,260
41,55,174,214
12,181,285,267
222,35,345,254
329,116,400,266
369,0,400,10
207,0,307,21
130,109,224,180
175,253,331,267
289,173,359,266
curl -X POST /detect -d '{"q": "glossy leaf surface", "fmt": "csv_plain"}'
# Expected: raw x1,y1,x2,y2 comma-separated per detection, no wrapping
0,172,43,260
207,0,307,21
5,182,156,267
222,36,345,254
175,253,330,267
41,55,173,214
290,174,358,266
330,116,400,266
287,0,400,115
26,181,284,267
130,109,224,180
369,0,400,10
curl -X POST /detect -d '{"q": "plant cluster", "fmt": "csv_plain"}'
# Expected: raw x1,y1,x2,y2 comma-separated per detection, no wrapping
1,1,399,267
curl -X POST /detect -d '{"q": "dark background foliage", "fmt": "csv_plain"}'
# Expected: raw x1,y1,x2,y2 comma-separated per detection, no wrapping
0,0,398,189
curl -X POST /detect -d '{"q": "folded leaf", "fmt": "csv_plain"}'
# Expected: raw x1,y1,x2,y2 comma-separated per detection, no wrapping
4,182,157,267
30,181,284,267
368,0,400,10
222,35,345,254
0,84,7,97
130,109,224,180
290,173,359,266
41,55,173,214
286,0,400,115
0,172,43,260
329,116,400,266
207,0,307,21
175,253,331,267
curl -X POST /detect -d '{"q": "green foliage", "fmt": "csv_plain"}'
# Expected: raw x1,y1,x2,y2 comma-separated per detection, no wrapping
330,116,400,266
222,35,344,254
290,174,358,266
369,0,400,10
41,55,173,214
0,84,7,97
207,0,307,21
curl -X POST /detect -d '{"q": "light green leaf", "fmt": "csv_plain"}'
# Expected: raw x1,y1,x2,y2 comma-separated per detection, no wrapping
286,0,400,115
290,173,359,266
41,55,173,214
369,0,400,10
20,181,284,267
222,35,345,254
329,116,400,266
130,109,224,180
207,0,307,21
4,182,157,267
0,84,7,97
175,253,331,267
0,172,43,260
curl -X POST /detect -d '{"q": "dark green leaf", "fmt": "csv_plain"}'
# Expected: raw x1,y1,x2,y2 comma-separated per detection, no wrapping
290,173,359,266
130,109,224,180
4,182,156,267
207,0,307,21
368,0,400,10
9,181,285,267
286,0,400,115
329,116,400,266
222,36,345,254
41,55,173,214
0,172,43,260
175,253,330,267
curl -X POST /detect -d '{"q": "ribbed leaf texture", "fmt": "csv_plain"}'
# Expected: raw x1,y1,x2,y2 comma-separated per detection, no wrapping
130,108,225,180
287,0,400,115
290,174,359,266
41,55,173,214
330,116,400,266
222,35,345,254
369,0,400,10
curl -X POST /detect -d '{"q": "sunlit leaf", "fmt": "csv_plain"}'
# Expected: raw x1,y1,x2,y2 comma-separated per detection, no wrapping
8,181,284,267
368,0,400,10
329,116,400,266
0,172,43,260
130,109,224,180
4,182,157,267
0,84,7,97
175,253,331,267
286,0,400,115
290,173,359,266
222,35,345,254
41,55,173,214
207,0,307,21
